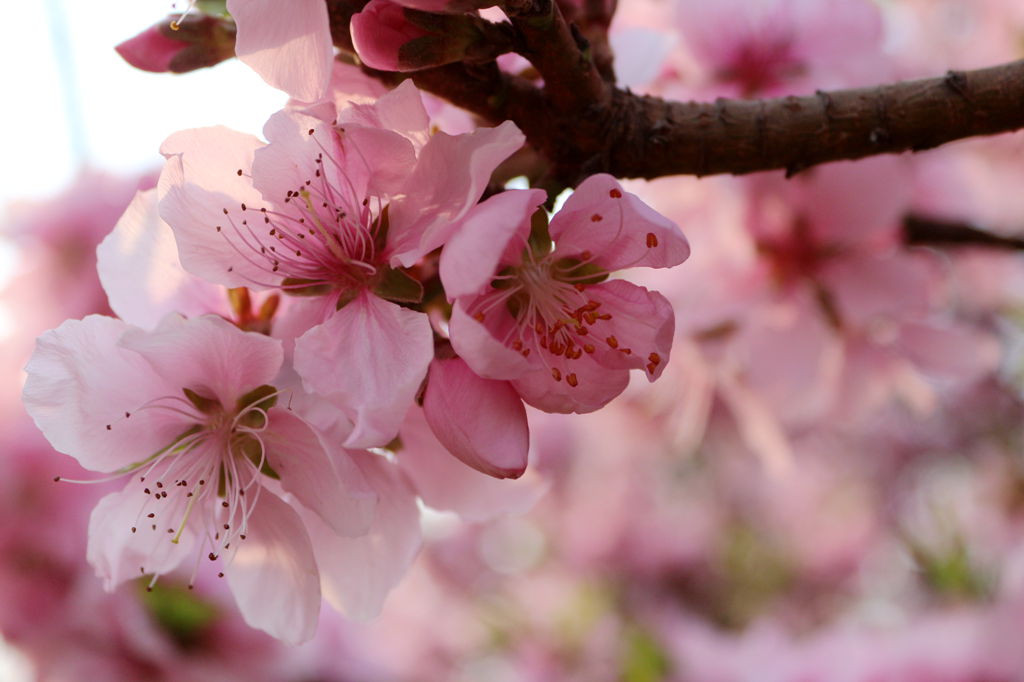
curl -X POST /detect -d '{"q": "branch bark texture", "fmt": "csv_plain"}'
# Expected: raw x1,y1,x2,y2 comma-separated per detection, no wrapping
325,1,1024,186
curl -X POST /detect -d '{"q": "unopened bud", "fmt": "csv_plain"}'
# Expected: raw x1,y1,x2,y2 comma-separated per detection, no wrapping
351,0,512,72
115,14,236,74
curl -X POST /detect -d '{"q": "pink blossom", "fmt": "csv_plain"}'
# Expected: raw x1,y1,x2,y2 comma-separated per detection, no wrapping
441,174,689,414
22,314,379,643
674,0,887,97
157,82,524,446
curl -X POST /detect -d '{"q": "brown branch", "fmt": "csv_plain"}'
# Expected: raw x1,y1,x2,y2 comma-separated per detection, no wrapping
904,214,1024,250
325,2,1024,187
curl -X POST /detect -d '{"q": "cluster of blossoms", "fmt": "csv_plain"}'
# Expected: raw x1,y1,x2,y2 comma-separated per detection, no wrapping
22,4,689,643
6,0,1024,676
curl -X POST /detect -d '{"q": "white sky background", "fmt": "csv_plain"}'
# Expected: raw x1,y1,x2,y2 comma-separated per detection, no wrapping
0,1,286,208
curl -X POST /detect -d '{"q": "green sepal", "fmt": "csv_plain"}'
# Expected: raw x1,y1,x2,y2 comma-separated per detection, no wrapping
553,257,609,285
336,288,361,311
373,267,424,304
139,581,219,650
183,387,221,414
281,277,333,297
527,209,553,257
236,384,277,429
236,434,280,480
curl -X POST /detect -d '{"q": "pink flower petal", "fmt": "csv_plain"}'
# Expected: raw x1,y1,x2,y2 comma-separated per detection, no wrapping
23,316,185,472
399,406,547,521
305,451,421,620
448,301,532,380
228,0,334,102
387,120,526,266
440,188,546,300
86,482,196,590
423,357,529,479
263,408,378,537
225,489,321,644
118,315,283,410
97,189,229,329
584,279,676,380
158,126,269,288
294,293,433,448
549,173,690,271
511,353,630,414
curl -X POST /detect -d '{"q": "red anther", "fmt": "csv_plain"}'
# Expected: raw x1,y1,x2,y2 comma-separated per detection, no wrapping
551,320,564,332
579,250,593,261
522,348,531,357
646,232,659,248
646,362,657,374
583,301,601,311
473,312,485,322
583,312,597,325
566,373,579,387
539,336,548,349
551,368,562,381
575,284,587,292
596,313,612,321
590,214,602,222
535,321,545,335
607,335,619,349
574,325,588,335
568,347,583,360
512,340,523,351
609,189,622,198
649,352,661,365
583,343,595,354
621,348,632,355
550,341,565,356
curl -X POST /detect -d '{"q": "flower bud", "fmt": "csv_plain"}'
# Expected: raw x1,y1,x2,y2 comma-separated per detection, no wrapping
115,14,236,74
351,0,511,72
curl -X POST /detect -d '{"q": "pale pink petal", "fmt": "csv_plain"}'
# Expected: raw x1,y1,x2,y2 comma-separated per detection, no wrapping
440,189,546,300
306,451,421,620
399,407,547,521
118,315,283,409
263,408,377,537
448,301,532,380
718,371,794,474
228,0,333,102
225,489,321,644
610,28,676,89
824,252,933,326
294,293,433,448
511,353,630,414
387,120,526,266
256,109,417,204
87,484,196,590
22,315,185,472
549,174,690,271
897,321,1002,381
584,279,676,380
337,79,431,152
157,127,269,288
423,357,529,478
97,189,229,329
